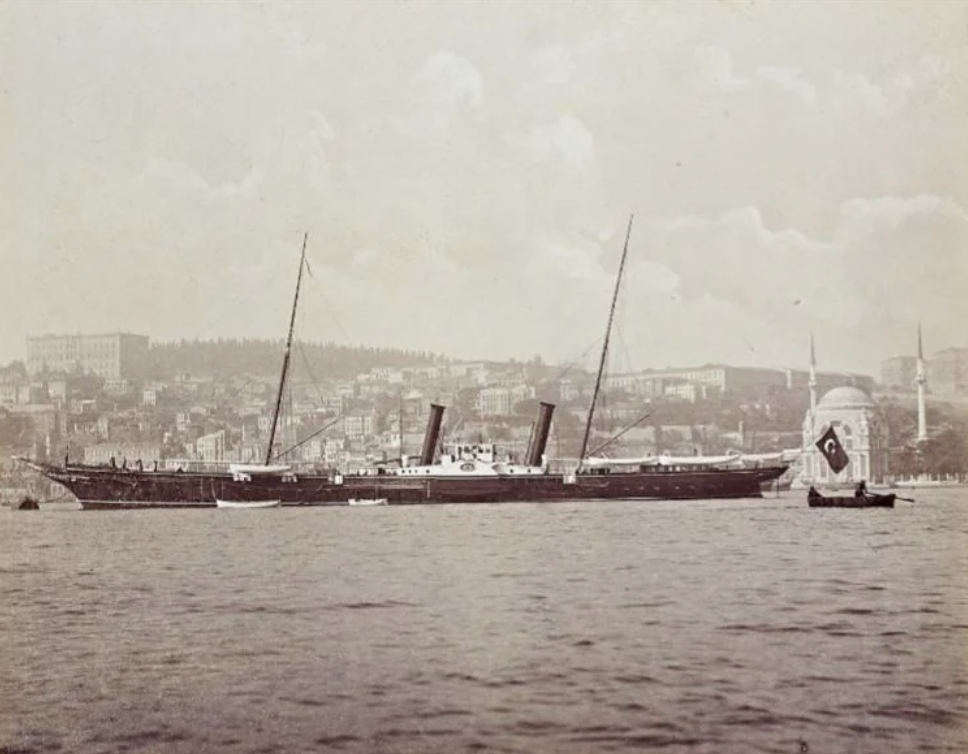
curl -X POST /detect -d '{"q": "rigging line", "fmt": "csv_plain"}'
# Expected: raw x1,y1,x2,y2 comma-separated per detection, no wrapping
265,232,308,465
587,411,654,457
578,214,635,470
302,267,372,377
271,416,343,462
612,321,636,378
554,335,605,384
296,338,328,407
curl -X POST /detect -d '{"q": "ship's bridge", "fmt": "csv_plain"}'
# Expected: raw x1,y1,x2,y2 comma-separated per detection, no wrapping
391,441,547,477
442,442,497,464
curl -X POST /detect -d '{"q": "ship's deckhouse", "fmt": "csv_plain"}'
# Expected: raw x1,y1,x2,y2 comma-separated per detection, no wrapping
394,442,547,477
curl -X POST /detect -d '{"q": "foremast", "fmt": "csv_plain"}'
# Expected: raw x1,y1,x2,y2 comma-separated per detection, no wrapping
265,232,309,465
577,214,634,472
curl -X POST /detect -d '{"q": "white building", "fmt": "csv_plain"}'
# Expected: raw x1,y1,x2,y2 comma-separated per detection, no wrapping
196,430,227,462
477,385,535,417
800,386,889,486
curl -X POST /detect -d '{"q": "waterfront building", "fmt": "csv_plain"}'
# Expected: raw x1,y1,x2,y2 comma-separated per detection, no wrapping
196,430,227,462
799,386,890,485
83,442,162,466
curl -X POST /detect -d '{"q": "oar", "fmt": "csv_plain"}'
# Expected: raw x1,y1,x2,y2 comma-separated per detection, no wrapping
871,489,915,503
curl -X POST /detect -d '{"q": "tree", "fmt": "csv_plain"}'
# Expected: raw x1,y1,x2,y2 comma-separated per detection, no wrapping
922,426,968,478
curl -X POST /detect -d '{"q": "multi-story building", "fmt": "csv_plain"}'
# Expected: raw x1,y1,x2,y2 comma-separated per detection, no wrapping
84,442,162,466
342,414,375,441
626,365,872,401
663,381,715,403
196,430,226,462
6,403,61,438
880,355,918,391
477,385,535,417
323,437,347,466
26,333,149,379
0,377,31,406
929,348,968,394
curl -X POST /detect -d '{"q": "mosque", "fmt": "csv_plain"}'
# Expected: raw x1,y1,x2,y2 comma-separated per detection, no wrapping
798,328,928,487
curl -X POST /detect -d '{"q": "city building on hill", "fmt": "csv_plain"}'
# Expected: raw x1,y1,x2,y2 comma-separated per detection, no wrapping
619,364,872,402
7,403,61,439
196,430,226,462
929,347,968,394
342,414,375,441
83,442,162,466
477,385,535,417
26,333,149,379
0,376,35,406
881,355,918,391
663,381,715,403
799,386,889,486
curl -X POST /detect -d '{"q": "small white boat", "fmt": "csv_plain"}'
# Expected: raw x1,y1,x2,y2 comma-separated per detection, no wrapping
348,497,388,507
216,499,281,509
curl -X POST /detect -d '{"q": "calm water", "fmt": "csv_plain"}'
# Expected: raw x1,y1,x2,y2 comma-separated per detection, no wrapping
2,490,967,754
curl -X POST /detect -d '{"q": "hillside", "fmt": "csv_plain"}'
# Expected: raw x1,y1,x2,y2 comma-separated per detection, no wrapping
145,338,445,380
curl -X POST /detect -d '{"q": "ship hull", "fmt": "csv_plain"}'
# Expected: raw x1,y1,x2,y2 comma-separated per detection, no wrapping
31,462,787,509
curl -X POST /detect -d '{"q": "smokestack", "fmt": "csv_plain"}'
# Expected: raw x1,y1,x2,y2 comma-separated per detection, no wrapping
419,404,445,466
525,402,555,466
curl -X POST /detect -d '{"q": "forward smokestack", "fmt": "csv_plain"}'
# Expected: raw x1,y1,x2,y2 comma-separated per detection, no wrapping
419,404,445,466
525,402,556,466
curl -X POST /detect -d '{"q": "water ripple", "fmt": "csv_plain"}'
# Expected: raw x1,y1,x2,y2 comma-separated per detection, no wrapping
2,490,967,754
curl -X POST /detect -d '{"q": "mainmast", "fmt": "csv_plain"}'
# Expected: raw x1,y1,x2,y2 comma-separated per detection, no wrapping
808,331,817,432
577,214,634,471
265,232,309,465
916,322,928,444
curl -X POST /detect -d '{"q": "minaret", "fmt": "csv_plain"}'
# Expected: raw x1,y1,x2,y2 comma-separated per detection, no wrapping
916,323,928,443
808,332,818,428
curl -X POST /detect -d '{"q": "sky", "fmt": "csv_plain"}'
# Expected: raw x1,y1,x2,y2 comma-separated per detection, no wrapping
1,0,966,376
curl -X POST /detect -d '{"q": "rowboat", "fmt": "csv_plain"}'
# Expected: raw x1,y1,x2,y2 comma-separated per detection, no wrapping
215,499,281,509
348,498,388,507
807,488,895,508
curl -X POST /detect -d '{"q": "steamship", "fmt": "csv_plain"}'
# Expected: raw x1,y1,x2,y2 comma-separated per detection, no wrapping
19,223,788,509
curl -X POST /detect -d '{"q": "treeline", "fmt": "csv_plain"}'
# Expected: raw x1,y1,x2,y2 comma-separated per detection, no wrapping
144,338,445,380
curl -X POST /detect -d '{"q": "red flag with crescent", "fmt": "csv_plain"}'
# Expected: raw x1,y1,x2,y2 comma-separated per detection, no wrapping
815,425,850,473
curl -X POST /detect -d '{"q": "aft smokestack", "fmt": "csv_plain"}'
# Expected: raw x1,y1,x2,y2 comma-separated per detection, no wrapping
525,402,556,466
419,404,445,466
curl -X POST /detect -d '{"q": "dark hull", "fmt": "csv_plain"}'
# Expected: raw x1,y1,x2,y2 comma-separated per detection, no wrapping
808,493,895,508
33,462,788,510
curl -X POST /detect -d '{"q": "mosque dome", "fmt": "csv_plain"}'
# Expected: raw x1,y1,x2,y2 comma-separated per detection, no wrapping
817,386,876,411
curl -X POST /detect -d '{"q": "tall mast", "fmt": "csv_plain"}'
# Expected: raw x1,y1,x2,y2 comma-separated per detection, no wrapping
265,232,309,465
398,388,405,462
577,214,634,470
808,331,817,432
916,322,928,444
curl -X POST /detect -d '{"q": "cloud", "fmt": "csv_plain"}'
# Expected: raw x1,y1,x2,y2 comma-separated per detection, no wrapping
618,194,967,370
831,71,889,117
141,157,262,200
693,46,751,91
757,66,817,105
406,51,484,132
507,114,597,173
2,1,965,375
839,194,967,229
693,44,958,119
